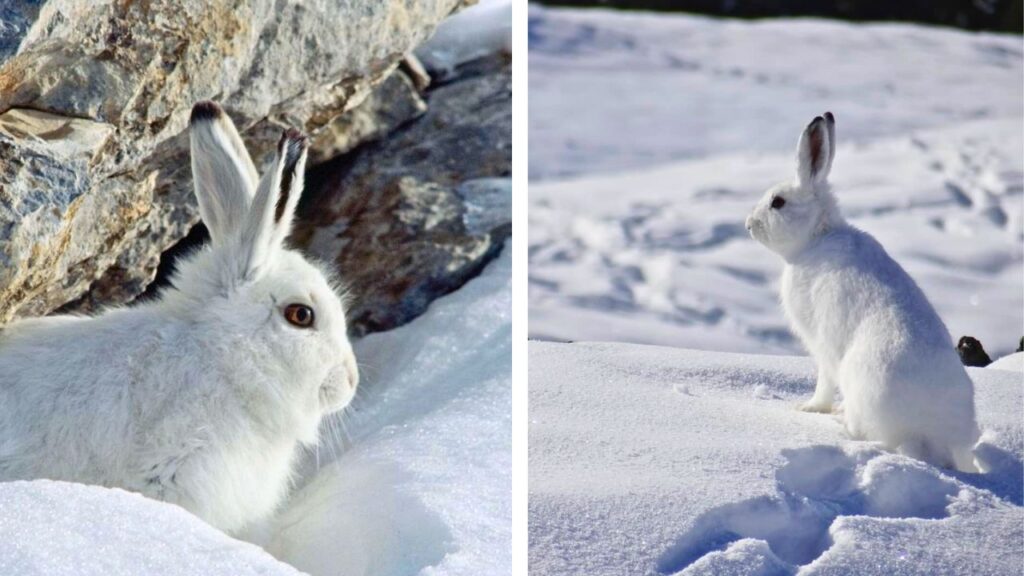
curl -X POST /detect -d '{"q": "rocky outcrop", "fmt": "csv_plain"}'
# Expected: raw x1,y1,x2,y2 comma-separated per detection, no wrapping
295,53,512,335
0,0,472,324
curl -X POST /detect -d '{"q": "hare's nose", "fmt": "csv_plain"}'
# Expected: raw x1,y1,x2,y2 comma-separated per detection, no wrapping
745,215,754,231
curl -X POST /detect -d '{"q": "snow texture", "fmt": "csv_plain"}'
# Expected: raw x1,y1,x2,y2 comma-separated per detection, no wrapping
529,340,1024,576
988,352,1024,372
417,0,511,76
528,5,1024,358
0,480,301,576
267,247,512,576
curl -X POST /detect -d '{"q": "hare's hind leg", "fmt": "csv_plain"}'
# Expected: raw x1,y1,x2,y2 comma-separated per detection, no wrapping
951,445,979,473
898,438,964,471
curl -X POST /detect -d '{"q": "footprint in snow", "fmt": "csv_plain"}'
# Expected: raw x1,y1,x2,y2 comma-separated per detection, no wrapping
655,443,1021,575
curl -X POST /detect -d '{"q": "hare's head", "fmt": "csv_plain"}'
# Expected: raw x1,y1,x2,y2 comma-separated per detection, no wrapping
746,112,842,260
170,101,357,419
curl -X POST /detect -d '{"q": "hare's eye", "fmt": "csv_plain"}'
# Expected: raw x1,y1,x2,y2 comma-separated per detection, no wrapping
284,304,315,328
770,196,786,209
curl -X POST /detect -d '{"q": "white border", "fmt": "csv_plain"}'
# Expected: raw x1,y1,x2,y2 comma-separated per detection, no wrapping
511,0,529,573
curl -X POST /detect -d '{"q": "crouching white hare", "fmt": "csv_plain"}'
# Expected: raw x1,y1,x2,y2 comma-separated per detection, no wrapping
0,101,359,533
746,112,980,472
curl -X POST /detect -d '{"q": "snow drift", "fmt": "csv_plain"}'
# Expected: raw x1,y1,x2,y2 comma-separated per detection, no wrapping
0,480,300,576
529,341,1023,576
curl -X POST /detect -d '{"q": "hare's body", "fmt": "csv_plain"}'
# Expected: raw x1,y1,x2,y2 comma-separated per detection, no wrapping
0,291,311,532
0,102,358,533
781,224,978,470
747,112,979,471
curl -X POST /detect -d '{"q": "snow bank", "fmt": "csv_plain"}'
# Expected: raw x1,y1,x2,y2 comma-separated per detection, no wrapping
988,352,1024,372
417,0,511,76
0,480,299,576
529,341,1023,576
528,5,1023,358
268,247,511,576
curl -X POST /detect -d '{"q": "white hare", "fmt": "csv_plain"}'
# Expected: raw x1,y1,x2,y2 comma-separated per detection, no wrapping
746,112,980,472
0,101,359,533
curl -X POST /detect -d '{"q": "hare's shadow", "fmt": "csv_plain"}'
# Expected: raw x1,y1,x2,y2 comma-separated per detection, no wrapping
656,443,1023,575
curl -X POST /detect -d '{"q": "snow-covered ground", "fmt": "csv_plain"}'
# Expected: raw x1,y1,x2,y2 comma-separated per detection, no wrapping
529,5,1024,357
529,341,1024,576
0,481,301,575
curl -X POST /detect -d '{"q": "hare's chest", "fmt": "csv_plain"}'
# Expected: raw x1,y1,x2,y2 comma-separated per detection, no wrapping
780,266,818,335
211,434,298,528
142,420,300,533
781,264,861,360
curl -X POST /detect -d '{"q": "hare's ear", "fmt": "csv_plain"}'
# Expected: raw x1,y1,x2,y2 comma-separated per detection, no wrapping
796,114,832,188
235,129,307,279
189,101,259,243
823,111,836,174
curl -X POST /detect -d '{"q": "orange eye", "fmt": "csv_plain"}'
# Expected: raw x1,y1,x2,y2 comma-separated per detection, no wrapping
284,304,315,328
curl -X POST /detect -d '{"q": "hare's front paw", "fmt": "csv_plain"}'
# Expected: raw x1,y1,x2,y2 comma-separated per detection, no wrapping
798,400,833,414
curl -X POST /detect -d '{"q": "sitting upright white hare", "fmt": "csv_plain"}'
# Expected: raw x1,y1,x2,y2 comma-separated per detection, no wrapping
0,101,359,533
746,112,980,472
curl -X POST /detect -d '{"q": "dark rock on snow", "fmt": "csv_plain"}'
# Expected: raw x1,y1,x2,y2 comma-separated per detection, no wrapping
957,336,993,367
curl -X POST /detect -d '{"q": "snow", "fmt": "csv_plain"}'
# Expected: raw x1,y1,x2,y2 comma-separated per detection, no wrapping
528,340,1024,576
988,351,1024,372
267,247,511,576
0,480,300,576
417,0,512,76
528,5,1024,358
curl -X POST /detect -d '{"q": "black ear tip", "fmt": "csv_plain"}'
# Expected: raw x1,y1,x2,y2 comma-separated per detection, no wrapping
190,101,223,124
279,128,307,150
807,115,825,130
824,111,835,123
278,128,307,167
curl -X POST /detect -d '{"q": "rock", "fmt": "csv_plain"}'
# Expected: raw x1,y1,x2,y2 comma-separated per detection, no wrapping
0,0,472,323
294,52,511,335
957,335,992,367
307,71,428,165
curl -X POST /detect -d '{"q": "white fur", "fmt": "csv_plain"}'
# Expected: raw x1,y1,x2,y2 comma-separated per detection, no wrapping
0,102,359,533
746,113,980,472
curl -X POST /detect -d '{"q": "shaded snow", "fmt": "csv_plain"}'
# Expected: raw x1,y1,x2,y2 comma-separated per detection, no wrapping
528,341,1024,576
268,248,511,576
0,480,300,576
417,0,511,76
528,5,1023,358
